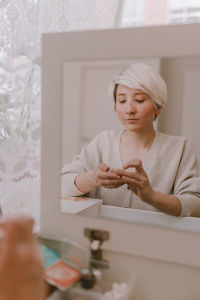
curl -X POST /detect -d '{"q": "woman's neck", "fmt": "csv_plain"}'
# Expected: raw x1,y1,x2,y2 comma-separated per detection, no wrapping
123,126,156,150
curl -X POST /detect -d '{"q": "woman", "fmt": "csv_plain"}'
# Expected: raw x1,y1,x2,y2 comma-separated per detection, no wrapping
61,63,200,217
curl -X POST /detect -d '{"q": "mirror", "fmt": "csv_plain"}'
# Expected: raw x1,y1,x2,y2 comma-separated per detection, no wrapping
60,55,200,220
41,23,200,242
41,24,200,268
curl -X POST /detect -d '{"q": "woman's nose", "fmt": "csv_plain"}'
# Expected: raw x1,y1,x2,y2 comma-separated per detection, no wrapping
125,102,136,114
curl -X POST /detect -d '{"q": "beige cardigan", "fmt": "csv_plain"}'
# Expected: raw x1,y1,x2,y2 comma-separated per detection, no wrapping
61,130,200,217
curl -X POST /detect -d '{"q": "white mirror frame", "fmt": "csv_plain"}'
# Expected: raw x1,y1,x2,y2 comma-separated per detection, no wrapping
41,23,200,268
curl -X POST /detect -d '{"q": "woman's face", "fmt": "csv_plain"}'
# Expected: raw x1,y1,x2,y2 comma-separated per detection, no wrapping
115,84,159,132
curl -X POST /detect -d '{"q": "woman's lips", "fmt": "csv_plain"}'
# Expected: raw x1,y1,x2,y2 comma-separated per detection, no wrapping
126,118,139,121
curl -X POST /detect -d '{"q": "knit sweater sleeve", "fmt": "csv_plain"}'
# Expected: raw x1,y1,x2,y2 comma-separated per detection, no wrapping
61,132,104,197
172,139,200,217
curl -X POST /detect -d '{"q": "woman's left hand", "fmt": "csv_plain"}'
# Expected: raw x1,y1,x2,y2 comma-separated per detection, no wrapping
115,159,154,204
0,217,46,300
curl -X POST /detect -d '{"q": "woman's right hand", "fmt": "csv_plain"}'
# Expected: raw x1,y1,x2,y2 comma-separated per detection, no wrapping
89,163,124,189
75,163,124,193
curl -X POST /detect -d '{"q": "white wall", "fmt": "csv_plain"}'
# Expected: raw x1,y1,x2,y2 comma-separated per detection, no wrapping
160,56,200,167
105,249,200,300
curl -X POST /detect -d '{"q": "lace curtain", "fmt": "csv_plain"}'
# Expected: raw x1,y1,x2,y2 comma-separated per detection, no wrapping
0,0,41,223
0,0,122,227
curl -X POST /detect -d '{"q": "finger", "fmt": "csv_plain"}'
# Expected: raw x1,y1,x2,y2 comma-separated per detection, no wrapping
123,158,141,168
98,172,121,180
123,159,144,173
0,217,34,249
98,163,110,172
0,217,41,268
121,176,142,187
115,169,144,181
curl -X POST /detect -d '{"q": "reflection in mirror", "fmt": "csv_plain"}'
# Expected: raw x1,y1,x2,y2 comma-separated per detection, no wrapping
60,56,200,221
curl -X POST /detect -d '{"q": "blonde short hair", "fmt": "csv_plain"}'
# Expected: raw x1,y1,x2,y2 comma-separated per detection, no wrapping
110,63,167,108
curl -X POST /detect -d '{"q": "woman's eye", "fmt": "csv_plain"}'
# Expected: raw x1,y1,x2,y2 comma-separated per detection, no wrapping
135,99,145,103
119,99,126,103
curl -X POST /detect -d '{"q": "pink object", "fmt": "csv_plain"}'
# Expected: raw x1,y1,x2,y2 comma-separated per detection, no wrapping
45,260,81,291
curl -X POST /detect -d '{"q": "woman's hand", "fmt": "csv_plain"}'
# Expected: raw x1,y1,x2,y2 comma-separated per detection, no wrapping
75,163,124,193
115,159,154,204
89,163,124,189
115,159,182,216
0,217,46,300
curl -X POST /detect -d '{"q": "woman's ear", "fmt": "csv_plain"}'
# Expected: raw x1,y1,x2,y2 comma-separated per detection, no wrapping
156,106,163,116
154,106,162,120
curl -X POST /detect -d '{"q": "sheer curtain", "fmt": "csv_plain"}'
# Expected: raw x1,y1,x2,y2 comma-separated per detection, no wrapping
1,0,200,226
0,0,41,223
0,0,122,226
